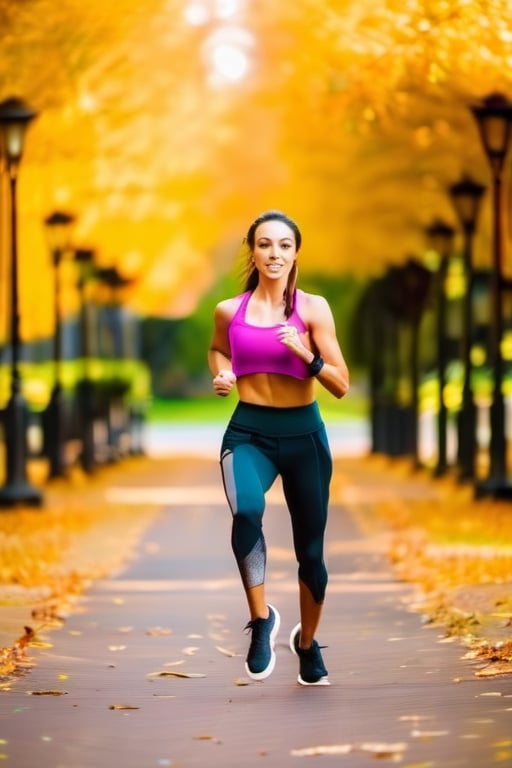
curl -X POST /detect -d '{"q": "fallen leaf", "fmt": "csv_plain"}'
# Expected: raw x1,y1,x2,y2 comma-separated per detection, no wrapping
147,671,206,678
359,742,408,758
146,627,173,636
26,690,68,696
291,744,353,757
411,730,449,739
476,662,512,677
182,646,199,655
291,742,407,759
108,645,127,651
216,646,238,657
18,627,36,647
234,677,250,686
109,704,140,710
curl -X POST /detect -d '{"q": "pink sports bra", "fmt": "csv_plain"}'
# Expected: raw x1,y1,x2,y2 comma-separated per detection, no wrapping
228,290,310,379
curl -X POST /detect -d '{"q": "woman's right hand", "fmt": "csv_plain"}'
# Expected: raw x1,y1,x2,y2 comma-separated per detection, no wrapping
213,369,237,397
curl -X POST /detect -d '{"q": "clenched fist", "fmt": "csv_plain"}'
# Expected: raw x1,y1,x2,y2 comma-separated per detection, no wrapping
213,369,237,397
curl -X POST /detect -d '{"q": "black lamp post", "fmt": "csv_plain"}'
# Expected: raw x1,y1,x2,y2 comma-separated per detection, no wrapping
396,259,432,468
0,96,42,507
74,248,96,473
471,92,512,496
43,210,75,478
448,175,486,481
425,218,455,477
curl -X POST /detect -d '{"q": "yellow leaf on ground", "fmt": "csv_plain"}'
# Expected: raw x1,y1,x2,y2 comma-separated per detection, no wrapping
109,704,140,710
216,645,238,657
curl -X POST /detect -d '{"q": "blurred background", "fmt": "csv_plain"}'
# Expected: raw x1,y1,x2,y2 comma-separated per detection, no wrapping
1,0,512,500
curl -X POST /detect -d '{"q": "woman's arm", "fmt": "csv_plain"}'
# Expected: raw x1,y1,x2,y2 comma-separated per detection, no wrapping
277,293,349,400
307,295,349,399
208,301,237,397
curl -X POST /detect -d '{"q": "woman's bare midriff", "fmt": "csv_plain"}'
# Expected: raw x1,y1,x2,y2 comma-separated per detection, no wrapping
236,373,315,408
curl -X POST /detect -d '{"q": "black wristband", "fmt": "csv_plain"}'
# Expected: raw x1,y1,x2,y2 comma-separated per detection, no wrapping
307,354,324,377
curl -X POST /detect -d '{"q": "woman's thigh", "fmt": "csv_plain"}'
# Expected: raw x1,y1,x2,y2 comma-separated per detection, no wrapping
280,429,332,537
221,436,278,516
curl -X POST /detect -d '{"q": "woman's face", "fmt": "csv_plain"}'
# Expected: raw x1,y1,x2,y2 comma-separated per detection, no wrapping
251,219,297,282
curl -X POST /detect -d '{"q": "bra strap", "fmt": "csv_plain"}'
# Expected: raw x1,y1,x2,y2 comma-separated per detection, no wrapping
232,290,252,323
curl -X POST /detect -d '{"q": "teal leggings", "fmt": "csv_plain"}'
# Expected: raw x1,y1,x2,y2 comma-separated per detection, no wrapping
220,401,332,604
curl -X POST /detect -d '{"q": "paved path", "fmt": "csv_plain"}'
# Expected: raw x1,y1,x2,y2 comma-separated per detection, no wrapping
1,431,512,767
144,418,371,459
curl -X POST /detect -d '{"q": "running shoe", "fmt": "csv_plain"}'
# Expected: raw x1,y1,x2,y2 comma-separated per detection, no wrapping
244,604,280,680
289,622,330,686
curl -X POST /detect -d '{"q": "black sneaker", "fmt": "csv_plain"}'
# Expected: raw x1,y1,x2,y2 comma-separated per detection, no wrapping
244,604,280,680
289,622,330,686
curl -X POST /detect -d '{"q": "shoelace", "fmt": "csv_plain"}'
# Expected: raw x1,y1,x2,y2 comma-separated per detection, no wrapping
244,619,257,633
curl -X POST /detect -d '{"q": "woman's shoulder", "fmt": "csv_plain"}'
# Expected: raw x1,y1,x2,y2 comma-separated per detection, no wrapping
296,289,330,314
215,292,249,320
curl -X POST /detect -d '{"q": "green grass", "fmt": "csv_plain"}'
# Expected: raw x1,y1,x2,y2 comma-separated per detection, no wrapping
147,389,367,424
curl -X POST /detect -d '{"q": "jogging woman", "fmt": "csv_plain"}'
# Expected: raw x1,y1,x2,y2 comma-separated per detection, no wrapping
208,210,349,685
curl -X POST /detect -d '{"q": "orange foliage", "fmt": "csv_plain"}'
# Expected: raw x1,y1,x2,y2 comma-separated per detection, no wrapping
0,0,511,339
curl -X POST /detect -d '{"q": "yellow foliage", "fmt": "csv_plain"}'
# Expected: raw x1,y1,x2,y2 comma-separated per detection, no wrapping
0,0,511,340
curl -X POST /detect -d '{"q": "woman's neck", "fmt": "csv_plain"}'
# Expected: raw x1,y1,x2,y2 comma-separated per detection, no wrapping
252,279,287,306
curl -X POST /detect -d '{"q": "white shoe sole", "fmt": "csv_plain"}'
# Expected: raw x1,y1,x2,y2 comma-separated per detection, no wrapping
289,622,301,655
298,674,330,686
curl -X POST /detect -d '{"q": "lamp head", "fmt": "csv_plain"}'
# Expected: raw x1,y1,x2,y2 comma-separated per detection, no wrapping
471,92,512,174
425,218,455,254
449,175,486,233
0,96,38,172
44,210,76,256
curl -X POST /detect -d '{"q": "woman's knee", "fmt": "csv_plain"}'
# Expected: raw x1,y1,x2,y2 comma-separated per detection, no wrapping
298,553,328,604
292,523,327,597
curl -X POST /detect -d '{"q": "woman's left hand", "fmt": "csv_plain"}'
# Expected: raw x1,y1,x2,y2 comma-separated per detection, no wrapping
277,323,310,361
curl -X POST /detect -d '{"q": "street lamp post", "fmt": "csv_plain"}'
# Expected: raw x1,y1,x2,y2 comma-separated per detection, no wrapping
43,210,75,478
94,266,135,461
448,175,486,481
425,219,455,477
74,248,96,473
397,259,432,468
471,92,512,496
0,96,42,507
